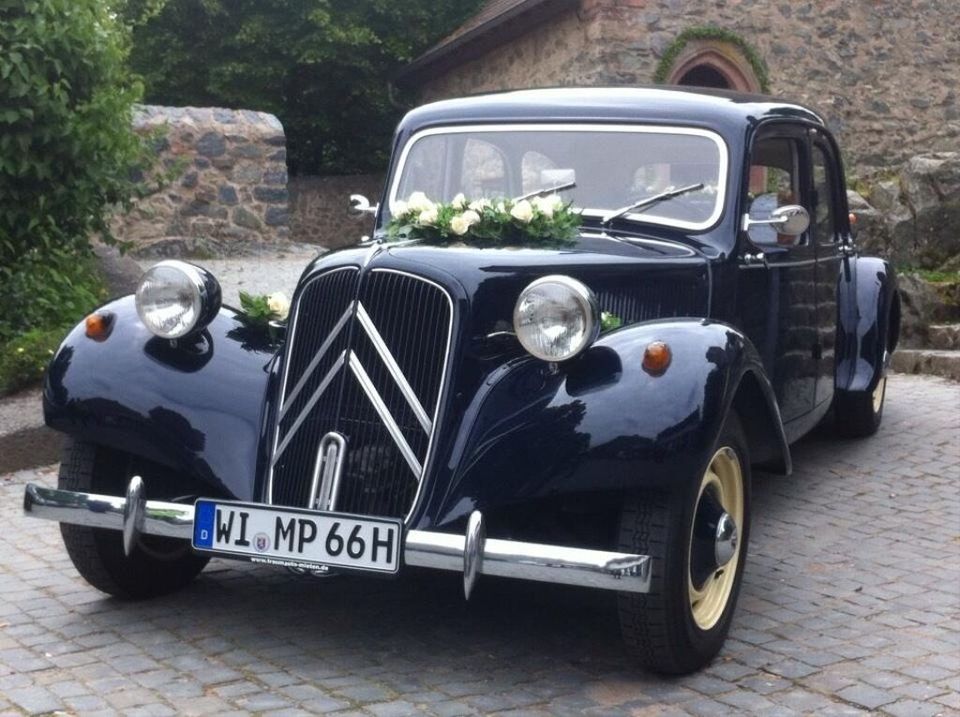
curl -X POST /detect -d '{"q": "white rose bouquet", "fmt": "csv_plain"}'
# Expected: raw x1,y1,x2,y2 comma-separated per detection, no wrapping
385,192,580,247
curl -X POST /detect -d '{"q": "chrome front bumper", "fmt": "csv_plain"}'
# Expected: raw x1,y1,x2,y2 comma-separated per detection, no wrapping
23,481,651,597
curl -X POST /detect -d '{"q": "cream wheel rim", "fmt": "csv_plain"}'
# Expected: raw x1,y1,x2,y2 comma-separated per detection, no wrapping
872,375,887,413
688,446,744,631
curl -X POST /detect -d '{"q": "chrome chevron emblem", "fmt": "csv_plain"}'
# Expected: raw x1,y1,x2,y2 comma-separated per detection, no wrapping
271,300,432,495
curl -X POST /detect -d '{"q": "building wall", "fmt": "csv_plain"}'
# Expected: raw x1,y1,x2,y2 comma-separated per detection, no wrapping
419,0,959,170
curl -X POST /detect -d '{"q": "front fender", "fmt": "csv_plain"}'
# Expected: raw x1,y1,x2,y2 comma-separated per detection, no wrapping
836,256,899,393
43,295,278,501
417,319,789,530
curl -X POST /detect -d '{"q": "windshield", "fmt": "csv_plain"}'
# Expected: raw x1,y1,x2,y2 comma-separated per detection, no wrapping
386,124,728,232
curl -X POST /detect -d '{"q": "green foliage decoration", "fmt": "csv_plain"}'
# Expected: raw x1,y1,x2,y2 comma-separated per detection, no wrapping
386,193,581,248
124,0,483,176
653,26,770,93
0,0,142,346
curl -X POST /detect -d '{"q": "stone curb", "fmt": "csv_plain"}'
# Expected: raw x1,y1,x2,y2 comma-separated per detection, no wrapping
891,349,960,382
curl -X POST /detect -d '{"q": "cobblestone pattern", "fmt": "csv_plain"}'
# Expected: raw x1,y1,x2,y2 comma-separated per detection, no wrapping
0,374,957,716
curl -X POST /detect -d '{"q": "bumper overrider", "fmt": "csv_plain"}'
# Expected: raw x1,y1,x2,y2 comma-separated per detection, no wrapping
23,479,651,598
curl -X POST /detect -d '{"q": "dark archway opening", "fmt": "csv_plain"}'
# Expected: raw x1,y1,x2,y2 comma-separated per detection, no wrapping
677,64,731,89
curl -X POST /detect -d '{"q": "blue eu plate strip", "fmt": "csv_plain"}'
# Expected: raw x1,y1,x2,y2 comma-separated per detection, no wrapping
193,500,216,548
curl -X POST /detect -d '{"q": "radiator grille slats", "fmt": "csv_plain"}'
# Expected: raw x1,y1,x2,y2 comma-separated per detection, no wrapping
269,268,452,519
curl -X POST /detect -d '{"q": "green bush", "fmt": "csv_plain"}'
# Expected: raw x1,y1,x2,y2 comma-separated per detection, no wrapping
0,328,65,396
0,0,142,307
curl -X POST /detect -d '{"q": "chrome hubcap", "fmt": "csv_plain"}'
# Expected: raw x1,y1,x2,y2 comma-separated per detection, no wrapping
714,512,738,567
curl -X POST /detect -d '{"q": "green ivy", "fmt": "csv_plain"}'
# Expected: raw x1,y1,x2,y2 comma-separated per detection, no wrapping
653,26,770,93
0,328,64,396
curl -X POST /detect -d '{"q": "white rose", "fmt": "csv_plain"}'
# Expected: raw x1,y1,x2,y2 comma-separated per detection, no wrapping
267,292,290,321
531,195,555,218
495,200,507,214
418,207,438,226
547,194,564,210
462,209,480,226
468,198,490,212
451,192,467,209
449,214,471,235
392,199,409,216
407,191,434,213
510,199,534,223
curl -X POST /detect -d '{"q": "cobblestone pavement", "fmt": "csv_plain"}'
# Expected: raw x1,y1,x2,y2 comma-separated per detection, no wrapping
0,374,957,716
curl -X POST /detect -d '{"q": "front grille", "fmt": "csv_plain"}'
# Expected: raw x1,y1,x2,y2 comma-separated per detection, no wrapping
268,268,453,519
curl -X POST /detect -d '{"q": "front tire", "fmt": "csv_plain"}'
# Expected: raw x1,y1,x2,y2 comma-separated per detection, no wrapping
58,439,209,599
618,413,751,674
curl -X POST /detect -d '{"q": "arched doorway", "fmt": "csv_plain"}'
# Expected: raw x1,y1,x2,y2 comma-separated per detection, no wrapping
662,38,765,94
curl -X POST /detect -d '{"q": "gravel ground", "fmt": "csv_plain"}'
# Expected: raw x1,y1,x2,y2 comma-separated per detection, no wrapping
136,243,323,308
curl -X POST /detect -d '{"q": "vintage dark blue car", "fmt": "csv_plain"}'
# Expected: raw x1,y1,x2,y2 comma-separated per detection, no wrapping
24,88,900,673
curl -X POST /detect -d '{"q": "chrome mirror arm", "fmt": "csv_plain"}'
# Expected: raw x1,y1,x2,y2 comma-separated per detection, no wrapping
349,194,379,216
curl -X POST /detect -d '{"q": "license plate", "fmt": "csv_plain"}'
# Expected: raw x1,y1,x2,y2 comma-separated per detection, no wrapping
192,499,401,574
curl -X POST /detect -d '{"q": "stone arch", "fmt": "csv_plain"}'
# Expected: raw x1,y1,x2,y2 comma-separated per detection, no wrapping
667,42,762,92
654,28,769,94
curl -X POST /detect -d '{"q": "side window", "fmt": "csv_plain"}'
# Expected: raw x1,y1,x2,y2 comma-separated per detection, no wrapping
461,139,507,198
812,144,838,242
746,136,805,247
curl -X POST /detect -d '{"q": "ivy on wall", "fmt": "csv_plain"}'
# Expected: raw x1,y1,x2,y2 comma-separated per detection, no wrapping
653,26,770,93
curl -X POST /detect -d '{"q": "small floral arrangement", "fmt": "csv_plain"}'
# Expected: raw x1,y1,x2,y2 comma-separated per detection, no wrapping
386,192,581,247
600,311,623,332
239,291,290,327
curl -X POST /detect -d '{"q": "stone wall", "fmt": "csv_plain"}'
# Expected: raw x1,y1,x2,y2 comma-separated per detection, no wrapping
112,105,290,256
289,174,385,248
419,0,959,170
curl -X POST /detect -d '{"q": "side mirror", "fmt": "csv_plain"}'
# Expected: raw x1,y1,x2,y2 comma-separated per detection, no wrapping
742,204,810,246
349,194,378,217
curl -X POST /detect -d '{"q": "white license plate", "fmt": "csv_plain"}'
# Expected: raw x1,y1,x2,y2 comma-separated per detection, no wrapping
192,499,401,574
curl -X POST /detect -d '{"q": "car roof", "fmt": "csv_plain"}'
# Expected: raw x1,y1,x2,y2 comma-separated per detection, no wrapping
397,86,826,135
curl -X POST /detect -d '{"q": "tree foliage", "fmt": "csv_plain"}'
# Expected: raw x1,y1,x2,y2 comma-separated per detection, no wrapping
0,0,139,343
125,0,482,176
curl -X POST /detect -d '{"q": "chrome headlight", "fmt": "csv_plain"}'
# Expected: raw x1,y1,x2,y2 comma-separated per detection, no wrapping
513,275,600,362
135,260,221,339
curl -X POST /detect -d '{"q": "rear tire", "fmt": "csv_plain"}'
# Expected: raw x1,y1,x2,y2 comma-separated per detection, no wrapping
58,439,208,599
618,412,751,674
834,374,886,438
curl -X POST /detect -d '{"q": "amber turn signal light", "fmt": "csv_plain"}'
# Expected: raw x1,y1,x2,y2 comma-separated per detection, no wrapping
85,312,114,342
642,341,671,376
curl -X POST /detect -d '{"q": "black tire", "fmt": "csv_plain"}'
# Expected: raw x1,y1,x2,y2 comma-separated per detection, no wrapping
59,439,209,599
618,412,751,674
834,374,886,438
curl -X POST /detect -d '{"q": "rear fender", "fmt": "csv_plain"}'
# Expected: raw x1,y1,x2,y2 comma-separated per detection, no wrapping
43,296,278,501
836,257,900,393
417,319,790,530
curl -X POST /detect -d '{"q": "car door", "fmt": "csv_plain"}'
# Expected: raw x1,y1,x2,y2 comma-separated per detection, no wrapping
810,132,844,409
736,127,818,424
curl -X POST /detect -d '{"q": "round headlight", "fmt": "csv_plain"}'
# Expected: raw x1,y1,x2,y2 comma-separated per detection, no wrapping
135,260,221,339
513,275,600,362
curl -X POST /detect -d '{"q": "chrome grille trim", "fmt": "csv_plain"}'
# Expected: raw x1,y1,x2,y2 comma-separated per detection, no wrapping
267,266,455,521
278,303,354,421
347,351,423,477
271,350,346,465
266,266,359,504
368,268,455,522
355,302,432,433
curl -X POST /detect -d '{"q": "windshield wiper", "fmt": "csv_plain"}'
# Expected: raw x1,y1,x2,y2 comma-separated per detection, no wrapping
512,180,576,203
599,183,704,226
